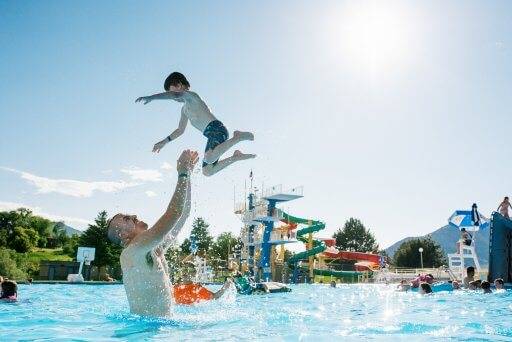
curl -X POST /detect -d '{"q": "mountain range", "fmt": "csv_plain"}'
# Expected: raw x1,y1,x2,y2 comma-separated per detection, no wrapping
54,222,83,237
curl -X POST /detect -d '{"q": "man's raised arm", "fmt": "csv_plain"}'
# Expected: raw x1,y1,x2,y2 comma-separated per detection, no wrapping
133,150,198,250
135,91,184,105
160,177,191,252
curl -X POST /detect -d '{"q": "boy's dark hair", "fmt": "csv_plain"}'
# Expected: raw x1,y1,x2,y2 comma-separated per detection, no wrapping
420,282,432,294
0,280,17,298
481,281,491,290
164,72,190,91
495,278,504,285
466,266,475,273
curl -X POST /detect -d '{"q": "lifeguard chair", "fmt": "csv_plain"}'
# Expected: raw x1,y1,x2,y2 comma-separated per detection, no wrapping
447,204,489,281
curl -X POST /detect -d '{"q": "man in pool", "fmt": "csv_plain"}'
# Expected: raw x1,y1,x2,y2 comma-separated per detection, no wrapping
136,72,255,177
107,150,232,317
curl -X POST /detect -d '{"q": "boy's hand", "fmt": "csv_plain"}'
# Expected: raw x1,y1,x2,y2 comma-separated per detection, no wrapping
152,139,168,153
135,96,152,105
176,150,199,175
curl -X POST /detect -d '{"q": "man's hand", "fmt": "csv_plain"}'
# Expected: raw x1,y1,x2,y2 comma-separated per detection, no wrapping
135,96,152,105
177,150,199,175
152,139,168,153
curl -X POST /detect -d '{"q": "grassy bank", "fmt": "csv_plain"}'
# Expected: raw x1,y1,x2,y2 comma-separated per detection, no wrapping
26,248,73,263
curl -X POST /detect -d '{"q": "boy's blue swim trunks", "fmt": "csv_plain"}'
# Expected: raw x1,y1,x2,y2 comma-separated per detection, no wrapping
202,120,229,167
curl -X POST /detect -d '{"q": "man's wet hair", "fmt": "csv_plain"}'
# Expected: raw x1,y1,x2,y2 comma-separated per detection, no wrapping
495,278,504,285
164,72,190,91
466,266,475,273
107,213,123,245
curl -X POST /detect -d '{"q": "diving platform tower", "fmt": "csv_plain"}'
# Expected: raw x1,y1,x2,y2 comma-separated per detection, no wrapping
235,184,303,281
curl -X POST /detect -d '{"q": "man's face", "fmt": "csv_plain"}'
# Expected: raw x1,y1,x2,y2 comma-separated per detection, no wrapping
111,214,148,244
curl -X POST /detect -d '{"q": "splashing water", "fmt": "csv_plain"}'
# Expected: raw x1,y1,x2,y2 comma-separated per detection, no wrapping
1,284,511,340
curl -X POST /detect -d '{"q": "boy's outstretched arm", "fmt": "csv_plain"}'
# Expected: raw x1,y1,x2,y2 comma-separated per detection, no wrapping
136,91,183,105
153,112,188,153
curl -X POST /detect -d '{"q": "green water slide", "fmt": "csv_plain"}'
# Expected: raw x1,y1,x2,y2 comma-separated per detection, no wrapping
313,269,364,282
281,211,327,265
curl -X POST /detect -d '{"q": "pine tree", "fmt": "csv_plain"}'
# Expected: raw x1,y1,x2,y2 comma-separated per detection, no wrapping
332,217,379,253
182,217,213,256
78,211,122,268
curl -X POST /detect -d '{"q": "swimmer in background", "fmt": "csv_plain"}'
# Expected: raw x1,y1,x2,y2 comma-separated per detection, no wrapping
494,278,504,291
418,283,432,295
463,266,475,288
481,281,492,294
0,280,18,301
397,279,411,292
136,72,255,177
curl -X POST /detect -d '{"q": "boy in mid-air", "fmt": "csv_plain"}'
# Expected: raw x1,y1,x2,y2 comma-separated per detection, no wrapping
136,72,255,176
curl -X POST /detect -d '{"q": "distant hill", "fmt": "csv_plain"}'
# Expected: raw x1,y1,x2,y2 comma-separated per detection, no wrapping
54,222,83,237
385,225,490,266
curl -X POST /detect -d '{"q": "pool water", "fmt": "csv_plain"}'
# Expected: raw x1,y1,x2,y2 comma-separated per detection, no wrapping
1,284,511,341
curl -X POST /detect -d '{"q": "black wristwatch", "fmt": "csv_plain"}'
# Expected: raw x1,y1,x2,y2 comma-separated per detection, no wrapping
166,136,172,142
178,173,189,179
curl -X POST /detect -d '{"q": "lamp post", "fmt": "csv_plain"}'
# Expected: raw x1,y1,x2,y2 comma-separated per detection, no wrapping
418,247,424,269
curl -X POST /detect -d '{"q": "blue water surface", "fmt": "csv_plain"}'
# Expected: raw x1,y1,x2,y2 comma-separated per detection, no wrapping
0,284,511,341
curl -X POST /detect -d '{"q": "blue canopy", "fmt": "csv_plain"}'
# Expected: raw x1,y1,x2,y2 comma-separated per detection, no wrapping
448,208,489,231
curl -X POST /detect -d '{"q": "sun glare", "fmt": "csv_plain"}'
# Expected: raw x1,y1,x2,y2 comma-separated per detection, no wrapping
326,2,413,75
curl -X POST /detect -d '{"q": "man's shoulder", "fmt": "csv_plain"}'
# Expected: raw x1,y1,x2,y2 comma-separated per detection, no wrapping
121,243,149,259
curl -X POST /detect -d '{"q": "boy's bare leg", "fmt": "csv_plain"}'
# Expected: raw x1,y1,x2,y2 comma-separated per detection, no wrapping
204,131,254,164
202,150,256,177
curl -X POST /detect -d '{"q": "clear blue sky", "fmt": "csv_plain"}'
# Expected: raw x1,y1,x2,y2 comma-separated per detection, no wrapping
1,0,511,248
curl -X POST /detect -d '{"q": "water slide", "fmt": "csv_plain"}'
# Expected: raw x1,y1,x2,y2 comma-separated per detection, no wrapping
280,211,327,265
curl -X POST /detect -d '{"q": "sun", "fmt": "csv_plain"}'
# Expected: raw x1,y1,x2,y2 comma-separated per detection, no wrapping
326,2,414,76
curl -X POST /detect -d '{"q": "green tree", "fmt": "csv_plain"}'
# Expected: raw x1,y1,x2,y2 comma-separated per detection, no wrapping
0,209,56,249
53,222,71,247
393,237,447,268
77,211,122,269
63,234,81,258
209,232,238,262
332,218,379,253
0,247,27,279
11,226,39,253
181,217,213,256
28,216,53,247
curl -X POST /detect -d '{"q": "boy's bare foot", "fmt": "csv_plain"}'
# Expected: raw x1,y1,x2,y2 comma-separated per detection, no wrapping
233,150,256,160
233,131,254,141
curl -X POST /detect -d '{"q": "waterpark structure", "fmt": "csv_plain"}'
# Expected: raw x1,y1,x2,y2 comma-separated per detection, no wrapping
234,183,383,283
488,212,512,283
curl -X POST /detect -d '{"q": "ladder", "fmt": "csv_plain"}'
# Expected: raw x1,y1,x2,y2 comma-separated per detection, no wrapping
447,243,481,281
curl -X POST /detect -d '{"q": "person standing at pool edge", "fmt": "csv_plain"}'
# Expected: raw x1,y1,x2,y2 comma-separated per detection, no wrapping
136,72,255,177
107,150,231,317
